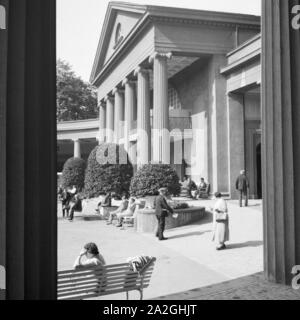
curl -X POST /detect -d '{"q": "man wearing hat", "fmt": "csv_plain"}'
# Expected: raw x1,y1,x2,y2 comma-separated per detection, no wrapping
235,170,250,207
154,188,174,241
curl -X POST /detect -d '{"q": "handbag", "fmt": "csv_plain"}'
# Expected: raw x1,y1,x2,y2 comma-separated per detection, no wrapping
215,210,228,222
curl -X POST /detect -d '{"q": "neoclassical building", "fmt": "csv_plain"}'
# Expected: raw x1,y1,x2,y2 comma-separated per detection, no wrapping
58,2,262,199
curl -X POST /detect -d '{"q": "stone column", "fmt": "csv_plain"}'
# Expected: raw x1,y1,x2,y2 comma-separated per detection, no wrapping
134,66,151,166
262,0,300,284
149,52,172,164
113,87,124,144
105,96,114,143
98,101,106,144
227,93,245,199
122,78,136,152
209,55,229,194
73,139,81,158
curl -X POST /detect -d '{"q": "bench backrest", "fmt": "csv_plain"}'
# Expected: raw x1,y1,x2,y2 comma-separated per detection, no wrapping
57,258,156,300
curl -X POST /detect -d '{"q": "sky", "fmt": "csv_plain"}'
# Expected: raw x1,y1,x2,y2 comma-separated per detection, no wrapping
57,0,261,82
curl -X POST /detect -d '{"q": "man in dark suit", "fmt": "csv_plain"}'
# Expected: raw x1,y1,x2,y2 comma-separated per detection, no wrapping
235,170,250,207
154,188,174,241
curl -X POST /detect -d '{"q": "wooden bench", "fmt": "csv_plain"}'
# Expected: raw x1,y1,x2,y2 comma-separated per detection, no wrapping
57,258,156,300
122,201,146,228
198,183,211,199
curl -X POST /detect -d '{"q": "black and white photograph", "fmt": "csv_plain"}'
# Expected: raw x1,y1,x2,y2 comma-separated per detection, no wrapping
0,0,300,307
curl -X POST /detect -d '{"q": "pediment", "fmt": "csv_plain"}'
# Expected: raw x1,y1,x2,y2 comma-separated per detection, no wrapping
90,2,146,83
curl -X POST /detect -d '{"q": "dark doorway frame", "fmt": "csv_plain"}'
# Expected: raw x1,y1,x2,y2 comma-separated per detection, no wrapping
256,142,262,199
0,0,57,299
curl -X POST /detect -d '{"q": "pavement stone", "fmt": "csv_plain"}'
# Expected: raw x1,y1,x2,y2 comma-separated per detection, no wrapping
58,198,299,300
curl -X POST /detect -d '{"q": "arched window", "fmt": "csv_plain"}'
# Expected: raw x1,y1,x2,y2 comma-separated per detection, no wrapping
115,23,122,46
168,85,182,110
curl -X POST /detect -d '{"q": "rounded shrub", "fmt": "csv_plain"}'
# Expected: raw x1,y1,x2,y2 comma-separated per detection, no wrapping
61,157,86,191
84,143,133,198
130,164,181,198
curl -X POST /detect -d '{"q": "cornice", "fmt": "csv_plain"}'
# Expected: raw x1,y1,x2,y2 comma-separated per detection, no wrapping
91,3,261,86
148,15,261,30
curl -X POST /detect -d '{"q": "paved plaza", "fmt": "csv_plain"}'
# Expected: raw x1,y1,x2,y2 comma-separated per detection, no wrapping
58,199,300,300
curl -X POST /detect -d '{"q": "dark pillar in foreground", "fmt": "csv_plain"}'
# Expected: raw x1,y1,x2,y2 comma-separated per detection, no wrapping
262,0,300,284
5,0,57,299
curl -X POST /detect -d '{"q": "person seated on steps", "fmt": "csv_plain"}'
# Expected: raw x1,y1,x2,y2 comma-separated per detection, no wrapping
116,198,136,228
95,192,112,216
106,193,129,225
180,176,197,198
192,178,209,199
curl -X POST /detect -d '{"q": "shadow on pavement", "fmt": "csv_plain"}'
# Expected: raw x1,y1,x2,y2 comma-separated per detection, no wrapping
227,241,263,250
168,230,212,240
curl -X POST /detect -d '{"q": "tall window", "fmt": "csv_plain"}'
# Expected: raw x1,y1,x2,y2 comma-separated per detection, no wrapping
114,23,122,47
168,85,182,110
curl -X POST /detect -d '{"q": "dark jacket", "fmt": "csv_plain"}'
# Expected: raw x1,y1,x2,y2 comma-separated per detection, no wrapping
235,174,250,192
98,194,112,207
154,195,174,217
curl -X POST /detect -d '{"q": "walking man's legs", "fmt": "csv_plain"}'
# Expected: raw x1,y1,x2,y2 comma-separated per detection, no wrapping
156,215,166,240
245,191,248,207
69,207,75,221
239,191,243,207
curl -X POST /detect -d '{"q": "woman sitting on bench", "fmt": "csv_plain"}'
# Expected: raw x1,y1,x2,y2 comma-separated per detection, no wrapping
73,242,106,270
116,198,136,228
106,194,129,225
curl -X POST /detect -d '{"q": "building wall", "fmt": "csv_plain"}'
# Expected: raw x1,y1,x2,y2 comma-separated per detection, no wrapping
170,55,230,194
171,59,209,184
104,11,142,64
154,22,259,55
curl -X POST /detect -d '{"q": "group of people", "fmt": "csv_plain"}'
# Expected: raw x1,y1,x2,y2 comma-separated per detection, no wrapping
58,185,82,222
64,170,250,255
180,176,209,199
95,192,137,228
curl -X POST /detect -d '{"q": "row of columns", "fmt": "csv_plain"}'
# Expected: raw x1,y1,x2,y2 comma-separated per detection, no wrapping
98,52,172,165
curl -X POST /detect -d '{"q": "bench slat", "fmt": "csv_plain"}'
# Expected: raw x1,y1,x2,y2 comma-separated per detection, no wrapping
58,269,138,282
58,264,155,281
58,263,130,275
58,285,99,296
58,274,152,291
58,271,104,280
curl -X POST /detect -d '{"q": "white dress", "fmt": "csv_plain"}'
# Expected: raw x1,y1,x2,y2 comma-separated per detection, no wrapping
212,199,229,244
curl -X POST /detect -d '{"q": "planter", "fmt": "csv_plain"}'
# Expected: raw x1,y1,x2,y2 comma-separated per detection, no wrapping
136,207,206,234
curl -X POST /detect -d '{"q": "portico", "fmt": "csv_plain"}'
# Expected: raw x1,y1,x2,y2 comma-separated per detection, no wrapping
90,2,260,194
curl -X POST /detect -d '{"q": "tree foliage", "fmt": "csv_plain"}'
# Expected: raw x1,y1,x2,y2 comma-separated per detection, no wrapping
61,157,86,190
84,144,134,198
130,164,181,198
57,59,98,121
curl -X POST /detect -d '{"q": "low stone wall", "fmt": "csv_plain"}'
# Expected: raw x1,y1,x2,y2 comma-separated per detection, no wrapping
136,207,206,234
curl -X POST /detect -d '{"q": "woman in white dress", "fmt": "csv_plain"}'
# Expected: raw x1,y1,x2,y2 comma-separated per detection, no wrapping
212,192,229,250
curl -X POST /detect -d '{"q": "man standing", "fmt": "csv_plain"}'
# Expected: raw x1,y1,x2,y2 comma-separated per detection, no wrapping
235,170,250,207
154,188,174,241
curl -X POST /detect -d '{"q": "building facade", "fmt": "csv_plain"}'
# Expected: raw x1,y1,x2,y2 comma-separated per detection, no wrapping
58,2,262,199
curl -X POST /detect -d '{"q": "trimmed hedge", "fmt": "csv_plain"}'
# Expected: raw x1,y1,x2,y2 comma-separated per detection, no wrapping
130,164,181,197
84,143,133,198
61,157,86,190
